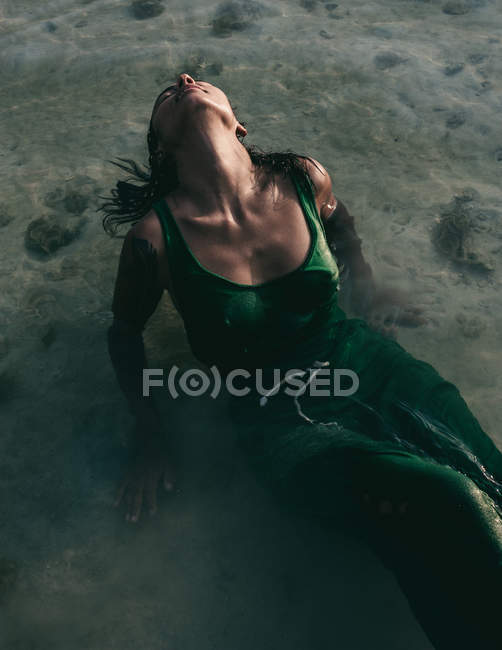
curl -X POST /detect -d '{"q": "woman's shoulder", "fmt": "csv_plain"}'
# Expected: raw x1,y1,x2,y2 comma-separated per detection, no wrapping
299,156,333,198
296,156,337,221
130,206,164,245
121,207,167,268
122,207,174,292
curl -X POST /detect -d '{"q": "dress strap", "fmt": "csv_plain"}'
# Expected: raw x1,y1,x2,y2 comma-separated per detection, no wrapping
289,167,329,242
151,197,194,271
152,198,175,251
151,198,192,311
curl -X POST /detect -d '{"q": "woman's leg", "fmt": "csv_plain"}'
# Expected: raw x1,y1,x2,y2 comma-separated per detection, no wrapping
413,378,502,482
332,319,502,490
355,452,502,649
288,449,502,650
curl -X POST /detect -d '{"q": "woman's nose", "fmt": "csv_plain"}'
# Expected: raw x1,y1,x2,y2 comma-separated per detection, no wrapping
177,73,195,87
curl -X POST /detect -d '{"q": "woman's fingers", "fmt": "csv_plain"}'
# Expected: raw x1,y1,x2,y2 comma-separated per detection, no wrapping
114,477,129,508
145,472,158,516
139,465,176,518
129,484,144,523
163,464,176,492
114,454,177,523
125,483,135,522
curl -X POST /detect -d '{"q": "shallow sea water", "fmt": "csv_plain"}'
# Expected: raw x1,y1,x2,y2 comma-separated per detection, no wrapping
1,0,502,648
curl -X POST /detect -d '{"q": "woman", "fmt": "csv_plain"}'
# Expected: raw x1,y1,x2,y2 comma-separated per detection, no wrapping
102,73,502,649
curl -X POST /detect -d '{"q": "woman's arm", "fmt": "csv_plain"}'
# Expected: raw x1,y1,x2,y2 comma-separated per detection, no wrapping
108,220,175,522
304,158,376,315
108,224,164,430
322,199,377,316
305,158,426,335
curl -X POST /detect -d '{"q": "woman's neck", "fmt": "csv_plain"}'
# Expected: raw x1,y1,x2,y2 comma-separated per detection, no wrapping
170,120,258,216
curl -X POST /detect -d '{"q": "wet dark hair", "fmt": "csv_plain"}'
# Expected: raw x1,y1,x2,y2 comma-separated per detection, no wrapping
99,100,319,236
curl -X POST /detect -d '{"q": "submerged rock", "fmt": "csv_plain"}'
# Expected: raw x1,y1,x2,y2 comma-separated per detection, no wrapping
453,187,481,203
44,188,88,215
468,53,487,64
44,256,80,281
177,52,211,80
300,0,318,11
432,196,494,274
374,51,405,70
446,112,466,129
432,213,468,260
370,26,393,39
0,206,14,228
130,0,165,20
455,313,486,339
43,176,94,215
442,1,472,15
212,1,264,36
443,62,464,76
206,62,224,75
63,191,88,215
25,215,85,256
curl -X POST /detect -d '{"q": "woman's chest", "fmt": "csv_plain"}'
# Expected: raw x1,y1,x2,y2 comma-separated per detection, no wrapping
162,171,323,287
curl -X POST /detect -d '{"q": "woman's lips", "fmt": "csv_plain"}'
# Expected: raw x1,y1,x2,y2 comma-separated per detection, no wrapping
181,87,203,96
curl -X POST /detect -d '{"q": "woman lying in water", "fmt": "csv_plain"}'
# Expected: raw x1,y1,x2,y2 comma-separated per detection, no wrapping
101,73,502,649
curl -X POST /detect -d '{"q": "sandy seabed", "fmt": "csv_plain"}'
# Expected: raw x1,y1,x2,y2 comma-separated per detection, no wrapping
1,0,501,648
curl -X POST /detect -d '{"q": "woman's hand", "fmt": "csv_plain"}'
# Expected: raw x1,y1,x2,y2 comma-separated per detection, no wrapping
114,422,176,523
362,286,427,340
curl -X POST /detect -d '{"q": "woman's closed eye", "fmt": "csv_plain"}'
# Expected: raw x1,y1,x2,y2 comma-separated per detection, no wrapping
158,88,176,105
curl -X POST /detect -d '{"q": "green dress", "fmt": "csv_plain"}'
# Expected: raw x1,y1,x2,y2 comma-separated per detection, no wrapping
152,168,502,649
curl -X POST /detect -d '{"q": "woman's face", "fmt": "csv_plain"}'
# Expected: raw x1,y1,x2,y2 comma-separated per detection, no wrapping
151,73,237,150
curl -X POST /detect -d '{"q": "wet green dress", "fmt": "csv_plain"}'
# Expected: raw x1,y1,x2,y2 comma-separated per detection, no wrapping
152,168,502,649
